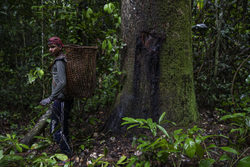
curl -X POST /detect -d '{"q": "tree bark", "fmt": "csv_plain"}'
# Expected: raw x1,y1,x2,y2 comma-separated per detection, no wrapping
21,107,52,145
105,0,198,132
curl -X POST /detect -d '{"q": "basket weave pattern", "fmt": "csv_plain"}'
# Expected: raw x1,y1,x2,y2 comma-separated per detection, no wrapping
64,45,97,98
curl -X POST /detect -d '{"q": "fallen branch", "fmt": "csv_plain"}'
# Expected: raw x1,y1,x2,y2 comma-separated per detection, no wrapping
21,106,52,145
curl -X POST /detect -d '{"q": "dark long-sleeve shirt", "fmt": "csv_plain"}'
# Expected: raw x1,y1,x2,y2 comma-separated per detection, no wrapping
49,54,67,100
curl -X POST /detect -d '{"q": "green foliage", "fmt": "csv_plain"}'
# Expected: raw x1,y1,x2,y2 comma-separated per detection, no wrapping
27,67,44,84
192,0,249,110
0,1,123,134
0,134,71,166
0,134,29,153
218,146,250,167
199,158,215,167
120,113,250,166
237,156,250,167
33,153,71,167
121,113,222,166
220,111,250,145
87,154,109,167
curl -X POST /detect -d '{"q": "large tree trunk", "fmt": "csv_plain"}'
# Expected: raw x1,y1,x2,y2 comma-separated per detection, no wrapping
105,0,198,132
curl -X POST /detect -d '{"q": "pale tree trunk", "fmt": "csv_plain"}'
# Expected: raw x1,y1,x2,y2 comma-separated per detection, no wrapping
214,0,223,77
21,107,52,145
105,0,198,132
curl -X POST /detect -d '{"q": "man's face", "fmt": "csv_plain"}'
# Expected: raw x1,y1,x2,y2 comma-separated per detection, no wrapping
48,44,61,56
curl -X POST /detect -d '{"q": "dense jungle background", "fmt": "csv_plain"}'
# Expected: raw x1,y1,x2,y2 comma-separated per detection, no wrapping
0,0,249,166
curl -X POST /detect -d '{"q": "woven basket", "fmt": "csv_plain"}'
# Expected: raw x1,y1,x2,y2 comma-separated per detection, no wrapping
64,45,97,98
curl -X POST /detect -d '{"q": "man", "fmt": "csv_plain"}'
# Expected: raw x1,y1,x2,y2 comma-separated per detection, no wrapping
40,36,73,157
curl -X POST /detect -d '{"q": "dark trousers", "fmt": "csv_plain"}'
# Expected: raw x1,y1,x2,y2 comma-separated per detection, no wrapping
50,99,73,156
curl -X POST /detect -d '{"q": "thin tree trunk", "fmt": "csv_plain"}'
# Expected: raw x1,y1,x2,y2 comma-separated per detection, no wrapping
214,0,223,77
41,0,46,98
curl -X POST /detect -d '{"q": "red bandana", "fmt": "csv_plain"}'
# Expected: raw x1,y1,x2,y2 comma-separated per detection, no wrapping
48,36,64,47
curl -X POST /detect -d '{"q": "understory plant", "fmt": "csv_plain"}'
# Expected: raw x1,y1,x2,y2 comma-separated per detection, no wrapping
0,134,71,167
121,113,219,166
220,111,250,146
121,112,250,167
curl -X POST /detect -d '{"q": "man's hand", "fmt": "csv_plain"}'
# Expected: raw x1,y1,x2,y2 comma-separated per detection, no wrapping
40,97,52,106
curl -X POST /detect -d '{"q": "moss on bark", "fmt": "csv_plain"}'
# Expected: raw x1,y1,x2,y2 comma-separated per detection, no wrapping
104,0,198,132
159,0,198,123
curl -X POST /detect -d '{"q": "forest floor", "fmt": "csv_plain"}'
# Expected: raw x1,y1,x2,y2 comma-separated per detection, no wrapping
53,108,249,166
1,108,249,167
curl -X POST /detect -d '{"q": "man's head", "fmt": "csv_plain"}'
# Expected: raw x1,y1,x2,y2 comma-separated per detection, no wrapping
48,36,63,56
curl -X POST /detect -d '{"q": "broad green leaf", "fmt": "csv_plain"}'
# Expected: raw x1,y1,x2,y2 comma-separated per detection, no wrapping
188,125,201,134
207,144,217,149
108,40,112,51
147,119,154,126
117,155,127,164
28,73,36,84
195,136,202,144
144,161,150,167
184,138,196,158
158,112,166,124
157,125,170,138
15,144,23,152
136,119,147,124
86,8,93,18
107,3,114,14
199,158,215,167
0,150,3,160
127,124,139,130
126,157,137,167
122,117,138,124
6,134,11,139
55,154,68,161
104,3,114,14
104,4,109,12
174,129,183,136
31,143,39,149
174,137,185,150
220,147,238,155
137,141,150,150
0,155,24,165
196,144,205,158
237,156,250,167
12,134,16,139
80,145,85,151
147,137,162,149
197,0,204,10
118,17,121,25
20,143,29,149
220,113,245,121
219,154,231,161
114,53,119,61
38,69,44,78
